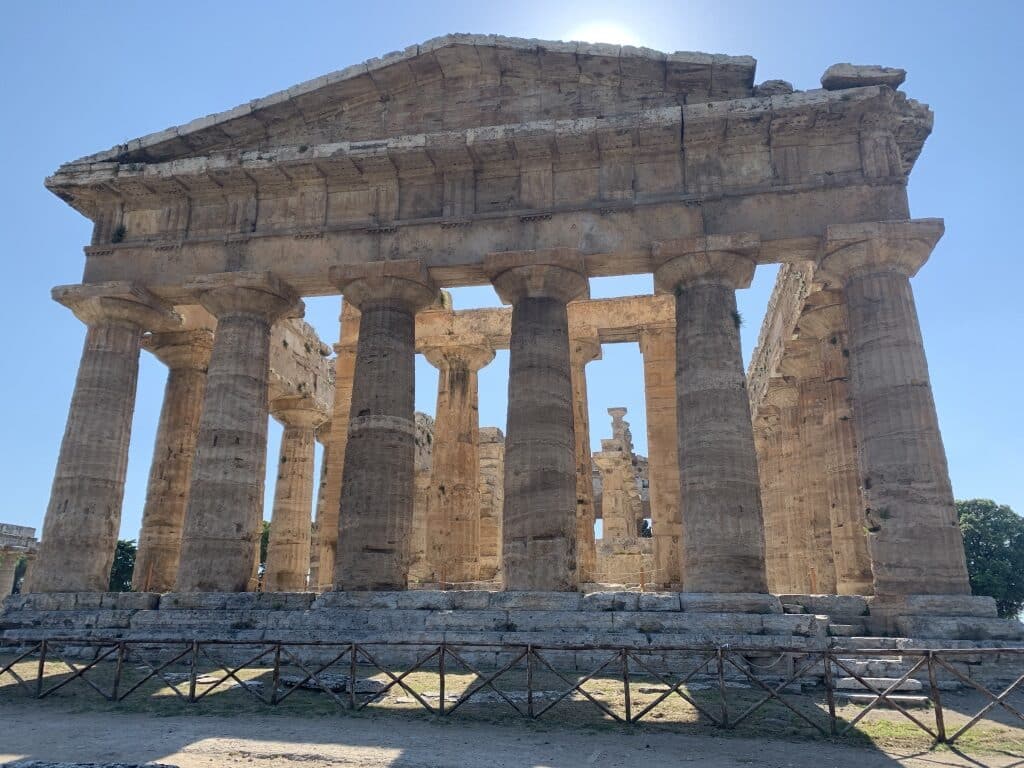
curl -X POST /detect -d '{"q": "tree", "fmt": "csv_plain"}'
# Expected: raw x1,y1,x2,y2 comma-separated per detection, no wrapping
108,539,137,592
956,499,1024,619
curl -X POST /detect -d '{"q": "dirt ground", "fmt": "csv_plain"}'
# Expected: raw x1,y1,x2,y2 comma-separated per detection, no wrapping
0,703,1020,768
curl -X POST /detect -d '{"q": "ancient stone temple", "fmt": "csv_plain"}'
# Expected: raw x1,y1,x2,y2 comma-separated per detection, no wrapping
10,35,1021,649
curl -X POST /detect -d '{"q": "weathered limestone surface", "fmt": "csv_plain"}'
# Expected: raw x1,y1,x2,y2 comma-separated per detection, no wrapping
820,220,970,597
477,427,505,582
0,554,18,600
132,329,212,593
315,301,359,590
332,260,440,590
423,339,494,586
31,284,179,593
780,342,837,594
408,413,436,585
176,273,301,592
568,334,601,585
821,63,906,91
639,326,682,588
593,409,653,586
264,399,324,592
800,294,874,595
487,250,589,591
654,236,767,593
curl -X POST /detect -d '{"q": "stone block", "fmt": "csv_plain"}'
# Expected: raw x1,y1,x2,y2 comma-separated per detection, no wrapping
423,610,511,631
581,591,639,611
101,592,161,610
160,593,230,610
446,591,493,610
777,594,868,619
505,610,616,632
490,592,583,611
72,593,104,609
821,63,906,91
870,594,999,618
313,592,400,610
252,592,316,610
223,593,261,610
638,593,681,612
680,593,782,614
763,614,826,639
836,676,923,692
395,591,454,610
895,616,1024,642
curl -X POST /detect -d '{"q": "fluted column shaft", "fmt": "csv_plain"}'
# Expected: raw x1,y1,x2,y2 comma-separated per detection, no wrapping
755,383,801,593
800,294,874,596
477,428,505,581
654,236,767,593
795,373,838,593
424,341,494,585
486,250,589,591
822,220,970,596
332,262,439,590
315,302,359,590
639,327,683,588
133,330,213,592
265,402,323,592
307,422,331,591
31,284,178,593
0,554,18,600
176,274,301,592
569,335,601,585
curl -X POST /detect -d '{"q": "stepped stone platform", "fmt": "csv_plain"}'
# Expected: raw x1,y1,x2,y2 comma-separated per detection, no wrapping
2,591,1022,684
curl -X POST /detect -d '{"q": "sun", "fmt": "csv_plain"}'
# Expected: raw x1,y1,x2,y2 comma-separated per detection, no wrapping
563,20,645,47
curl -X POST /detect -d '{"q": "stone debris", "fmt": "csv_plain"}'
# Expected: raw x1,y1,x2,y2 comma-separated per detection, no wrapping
821,63,906,90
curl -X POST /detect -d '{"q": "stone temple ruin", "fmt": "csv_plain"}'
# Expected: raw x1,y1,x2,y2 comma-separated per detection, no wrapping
4,36,1022,676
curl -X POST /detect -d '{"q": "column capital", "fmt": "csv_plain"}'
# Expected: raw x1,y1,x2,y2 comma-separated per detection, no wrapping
315,419,333,444
143,329,215,370
820,218,944,283
53,282,181,331
569,331,602,366
187,271,303,321
330,259,440,313
652,234,759,292
795,290,845,341
777,338,823,379
421,333,495,371
484,248,589,305
271,395,328,429
637,323,675,354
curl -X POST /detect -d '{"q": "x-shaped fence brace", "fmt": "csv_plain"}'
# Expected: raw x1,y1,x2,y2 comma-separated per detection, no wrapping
2,638,1022,746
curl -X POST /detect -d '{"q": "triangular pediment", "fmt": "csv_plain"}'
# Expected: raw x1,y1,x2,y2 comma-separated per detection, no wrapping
67,34,757,167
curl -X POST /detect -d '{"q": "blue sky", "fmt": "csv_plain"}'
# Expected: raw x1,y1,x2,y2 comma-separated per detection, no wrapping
1,1,1021,541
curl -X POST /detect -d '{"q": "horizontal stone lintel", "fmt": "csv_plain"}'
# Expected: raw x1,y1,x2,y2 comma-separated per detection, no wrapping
78,183,909,298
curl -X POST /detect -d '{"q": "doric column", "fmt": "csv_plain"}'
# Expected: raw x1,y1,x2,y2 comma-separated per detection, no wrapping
799,295,874,595
315,302,359,590
423,337,495,586
0,552,18,600
779,341,837,594
477,427,505,582
485,249,589,591
264,398,325,592
307,421,331,591
821,219,970,596
653,235,768,593
638,325,683,589
132,329,213,593
30,283,179,593
569,332,601,585
330,260,440,591
756,381,805,593
176,273,302,593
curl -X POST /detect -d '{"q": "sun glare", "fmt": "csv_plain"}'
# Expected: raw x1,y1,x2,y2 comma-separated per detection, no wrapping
564,20,646,47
